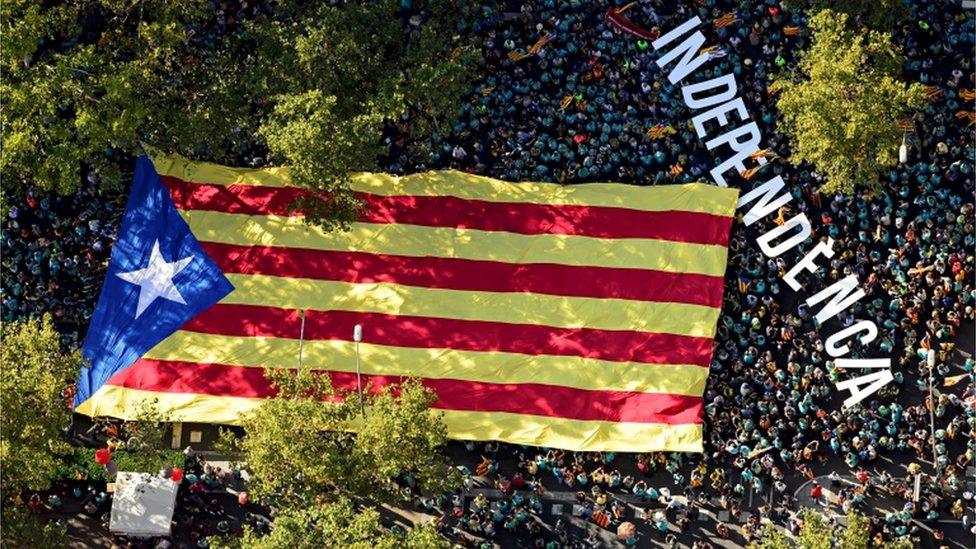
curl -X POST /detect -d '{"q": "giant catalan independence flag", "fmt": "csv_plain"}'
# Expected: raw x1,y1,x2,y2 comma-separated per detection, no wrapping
75,154,738,452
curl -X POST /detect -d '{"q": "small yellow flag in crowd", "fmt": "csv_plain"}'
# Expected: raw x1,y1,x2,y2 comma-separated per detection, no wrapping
944,373,969,387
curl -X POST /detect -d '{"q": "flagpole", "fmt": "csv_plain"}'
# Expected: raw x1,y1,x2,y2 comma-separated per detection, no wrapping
297,310,306,370
354,324,365,418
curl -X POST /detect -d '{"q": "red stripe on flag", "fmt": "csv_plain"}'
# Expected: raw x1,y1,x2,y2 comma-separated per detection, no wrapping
162,176,733,246
107,359,704,424
200,242,726,308
184,304,715,366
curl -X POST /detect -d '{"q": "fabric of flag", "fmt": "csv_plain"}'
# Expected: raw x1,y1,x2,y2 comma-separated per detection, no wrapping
75,153,738,452
944,373,970,387
593,511,610,528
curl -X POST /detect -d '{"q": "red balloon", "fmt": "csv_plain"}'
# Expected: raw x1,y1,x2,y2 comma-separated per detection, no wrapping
171,467,183,482
94,448,112,465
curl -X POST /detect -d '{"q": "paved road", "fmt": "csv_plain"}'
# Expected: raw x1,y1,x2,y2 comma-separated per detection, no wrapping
793,474,974,549
386,483,763,549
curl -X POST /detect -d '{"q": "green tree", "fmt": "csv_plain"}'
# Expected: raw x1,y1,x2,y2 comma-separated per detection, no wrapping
213,497,447,549
775,10,925,195
881,536,916,549
253,0,478,229
0,0,224,194
750,510,915,549
1,505,69,549
221,368,458,509
0,316,80,548
782,0,907,30
796,508,833,549
0,315,81,497
350,373,458,498
839,510,871,549
748,526,794,549
117,396,176,472
1,0,478,230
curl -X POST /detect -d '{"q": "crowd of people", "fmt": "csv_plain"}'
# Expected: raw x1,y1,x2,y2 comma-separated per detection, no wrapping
24,444,256,549
401,0,976,543
1,177,124,346
4,0,974,547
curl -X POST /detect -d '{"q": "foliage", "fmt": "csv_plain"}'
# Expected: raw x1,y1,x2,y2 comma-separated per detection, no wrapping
49,447,186,482
796,508,833,549
226,368,457,509
224,368,351,505
782,0,907,30
45,399,177,482
881,536,916,549
0,505,69,549
348,379,460,498
252,0,478,229
775,10,925,195
749,509,910,549
1,0,478,230
48,447,113,483
212,497,447,549
119,396,173,468
748,526,793,549
0,0,220,194
839,510,871,549
212,425,245,467
0,315,81,497
109,448,185,477
750,509,905,549
256,90,374,228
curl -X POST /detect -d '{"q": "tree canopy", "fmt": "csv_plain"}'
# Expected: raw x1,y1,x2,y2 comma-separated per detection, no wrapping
748,525,793,549
1,0,478,229
254,0,478,228
1,505,69,549
775,9,925,195
214,497,446,549
795,509,832,549
218,368,458,509
0,315,81,497
783,0,907,30
1,0,223,195
748,510,918,549
0,316,80,548
839,510,871,549
115,396,177,472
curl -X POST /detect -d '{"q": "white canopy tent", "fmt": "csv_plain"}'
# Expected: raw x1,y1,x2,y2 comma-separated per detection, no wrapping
109,472,178,538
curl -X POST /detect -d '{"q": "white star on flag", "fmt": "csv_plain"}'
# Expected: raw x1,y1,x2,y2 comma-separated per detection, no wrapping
116,240,194,318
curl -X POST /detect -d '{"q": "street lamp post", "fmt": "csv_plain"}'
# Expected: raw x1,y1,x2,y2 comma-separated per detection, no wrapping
354,324,365,418
297,309,306,370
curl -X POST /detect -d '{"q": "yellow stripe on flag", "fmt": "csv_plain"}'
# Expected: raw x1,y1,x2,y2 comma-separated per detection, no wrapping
221,273,723,337
144,331,710,396
152,152,738,217
76,385,704,452
182,210,731,277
